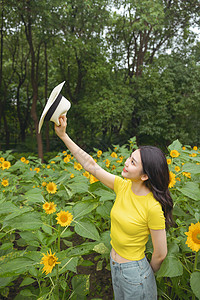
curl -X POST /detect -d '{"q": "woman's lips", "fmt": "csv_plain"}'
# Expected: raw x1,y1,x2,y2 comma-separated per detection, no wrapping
123,167,128,172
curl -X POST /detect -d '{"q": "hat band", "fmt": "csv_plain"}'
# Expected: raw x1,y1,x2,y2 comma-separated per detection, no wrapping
44,93,62,122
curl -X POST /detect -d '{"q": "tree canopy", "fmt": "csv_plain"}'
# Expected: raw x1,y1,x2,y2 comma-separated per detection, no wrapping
0,0,199,158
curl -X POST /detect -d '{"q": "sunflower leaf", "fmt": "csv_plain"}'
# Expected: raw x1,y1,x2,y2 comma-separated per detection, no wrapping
74,220,100,241
190,272,200,300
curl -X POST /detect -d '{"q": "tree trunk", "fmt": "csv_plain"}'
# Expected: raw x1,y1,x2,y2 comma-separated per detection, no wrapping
0,4,4,126
22,6,43,160
44,41,50,152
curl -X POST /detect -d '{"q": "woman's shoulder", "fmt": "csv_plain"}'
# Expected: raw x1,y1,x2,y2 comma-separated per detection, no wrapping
114,175,130,193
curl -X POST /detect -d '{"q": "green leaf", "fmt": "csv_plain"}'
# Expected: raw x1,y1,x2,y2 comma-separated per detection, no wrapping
71,274,90,296
157,243,183,278
168,139,182,152
93,242,110,254
59,256,79,274
0,258,34,277
96,260,103,271
93,189,115,202
74,220,100,241
20,277,35,287
96,201,113,218
19,288,36,297
190,272,200,299
182,163,200,175
0,277,16,288
4,212,42,230
67,242,99,256
0,242,13,250
156,256,183,278
73,201,98,219
0,202,18,215
25,188,45,203
177,182,200,201
68,176,89,194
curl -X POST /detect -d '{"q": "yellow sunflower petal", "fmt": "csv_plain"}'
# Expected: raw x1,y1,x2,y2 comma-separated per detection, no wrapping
185,222,200,252
56,210,73,227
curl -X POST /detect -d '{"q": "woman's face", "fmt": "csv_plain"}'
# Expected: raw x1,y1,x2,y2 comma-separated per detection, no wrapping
122,149,146,182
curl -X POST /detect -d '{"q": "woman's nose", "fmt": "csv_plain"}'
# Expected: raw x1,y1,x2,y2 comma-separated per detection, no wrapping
125,157,130,166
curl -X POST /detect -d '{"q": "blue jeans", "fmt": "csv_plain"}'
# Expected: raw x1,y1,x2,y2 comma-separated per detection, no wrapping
110,254,157,300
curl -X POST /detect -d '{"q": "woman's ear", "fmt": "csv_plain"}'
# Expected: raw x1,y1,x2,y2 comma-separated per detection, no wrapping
141,174,148,181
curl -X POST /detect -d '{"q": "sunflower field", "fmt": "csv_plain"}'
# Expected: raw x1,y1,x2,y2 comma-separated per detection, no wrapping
0,138,200,300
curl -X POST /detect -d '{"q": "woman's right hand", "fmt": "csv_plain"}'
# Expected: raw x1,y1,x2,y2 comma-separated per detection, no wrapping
54,115,67,139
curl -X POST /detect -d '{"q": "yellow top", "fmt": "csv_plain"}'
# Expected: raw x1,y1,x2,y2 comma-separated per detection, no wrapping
110,176,165,260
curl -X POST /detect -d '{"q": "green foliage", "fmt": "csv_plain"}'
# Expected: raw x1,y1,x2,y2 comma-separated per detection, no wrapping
0,0,200,154
0,138,200,299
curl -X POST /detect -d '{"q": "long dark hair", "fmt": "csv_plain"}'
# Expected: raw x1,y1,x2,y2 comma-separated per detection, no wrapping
139,146,174,229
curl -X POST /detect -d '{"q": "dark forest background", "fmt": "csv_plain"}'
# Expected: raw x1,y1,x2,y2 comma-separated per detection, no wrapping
0,0,199,160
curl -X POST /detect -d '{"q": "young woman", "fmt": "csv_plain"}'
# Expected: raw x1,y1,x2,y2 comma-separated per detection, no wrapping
54,115,173,300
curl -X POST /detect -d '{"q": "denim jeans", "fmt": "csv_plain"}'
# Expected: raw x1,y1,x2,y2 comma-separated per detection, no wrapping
110,254,157,300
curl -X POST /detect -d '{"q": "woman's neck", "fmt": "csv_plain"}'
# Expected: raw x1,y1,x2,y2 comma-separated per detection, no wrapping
131,181,150,196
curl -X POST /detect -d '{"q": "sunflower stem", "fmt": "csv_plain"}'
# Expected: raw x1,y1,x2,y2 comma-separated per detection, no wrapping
192,252,199,300
56,264,59,298
193,251,199,272
57,226,61,252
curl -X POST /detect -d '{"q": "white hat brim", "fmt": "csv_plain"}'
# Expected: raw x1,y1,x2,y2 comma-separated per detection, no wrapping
38,81,71,133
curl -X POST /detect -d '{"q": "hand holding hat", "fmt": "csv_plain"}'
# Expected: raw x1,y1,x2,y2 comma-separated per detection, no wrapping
38,81,71,133
54,115,67,139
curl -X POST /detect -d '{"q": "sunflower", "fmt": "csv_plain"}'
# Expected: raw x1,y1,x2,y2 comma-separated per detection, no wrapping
185,222,200,252
0,157,5,163
74,162,83,171
182,172,191,179
64,156,70,163
97,150,102,158
168,171,176,188
21,157,26,162
2,161,11,170
170,150,180,158
25,160,29,164
174,166,180,172
105,159,110,168
111,152,118,158
1,179,9,187
117,156,124,163
193,146,198,151
167,159,171,165
70,173,74,179
90,174,99,184
46,182,57,194
40,249,60,275
42,181,47,187
43,202,50,210
43,202,57,214
56,210,73,227
34,167,40,173
83,171,90,178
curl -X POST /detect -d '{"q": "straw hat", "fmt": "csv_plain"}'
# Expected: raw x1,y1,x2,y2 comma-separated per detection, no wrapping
38,81,71,133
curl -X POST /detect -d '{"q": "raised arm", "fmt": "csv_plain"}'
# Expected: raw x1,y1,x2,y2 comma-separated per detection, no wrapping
54,116,115,190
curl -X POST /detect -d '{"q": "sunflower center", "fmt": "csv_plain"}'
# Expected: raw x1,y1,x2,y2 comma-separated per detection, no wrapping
60,215,68,222
192,230,200,244
48,256,56,266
